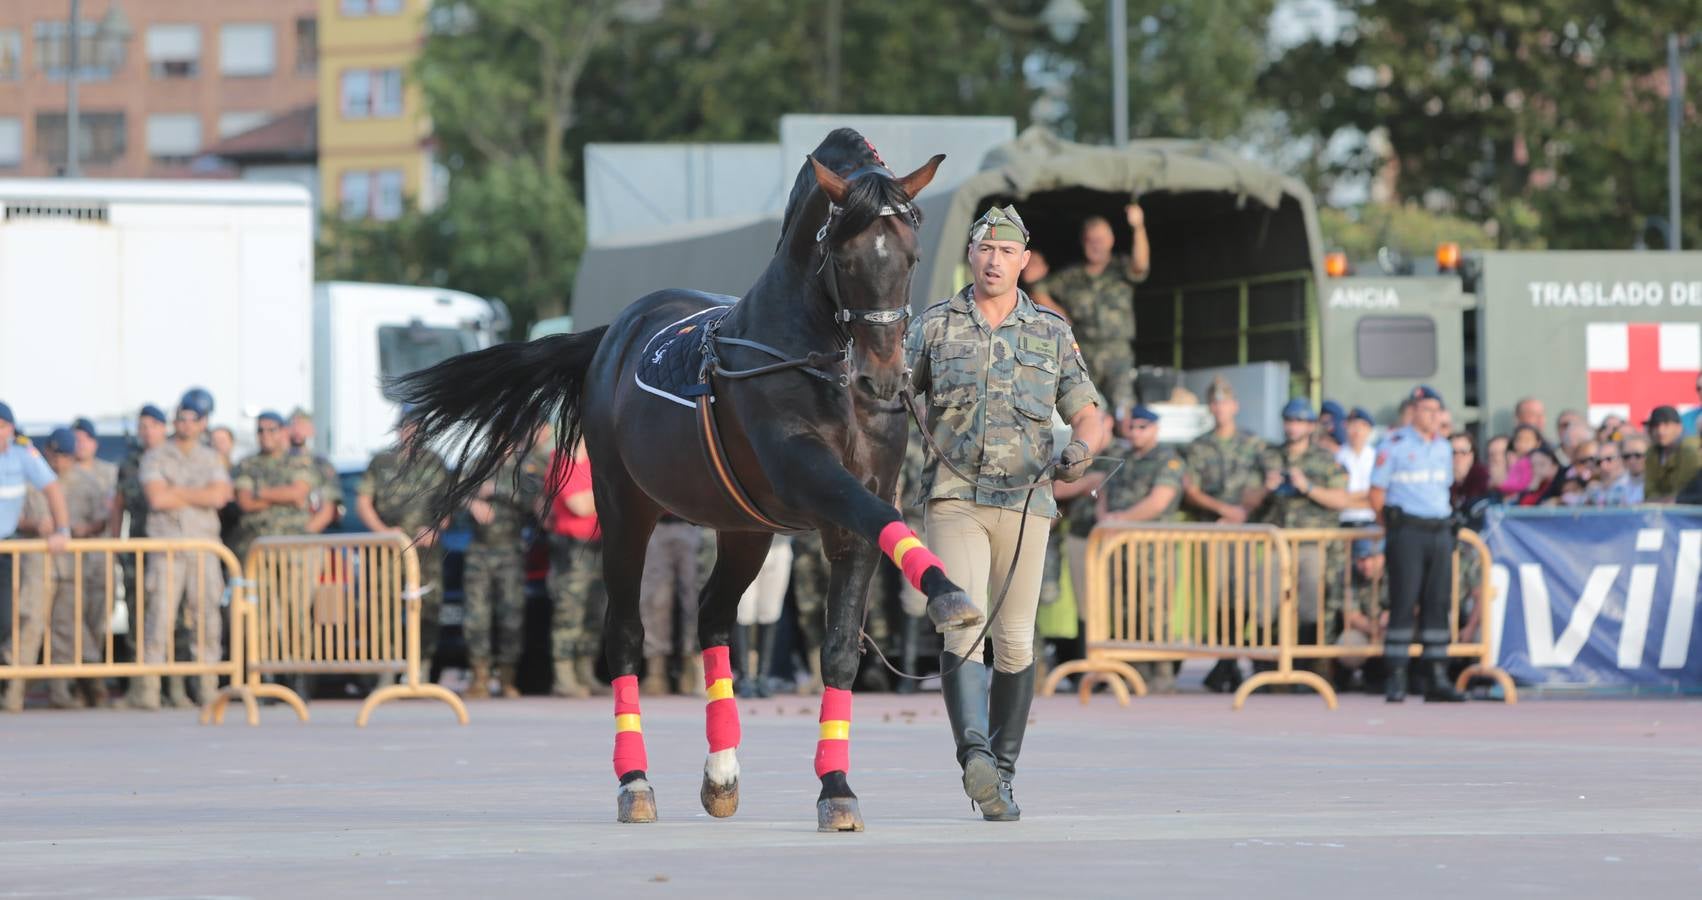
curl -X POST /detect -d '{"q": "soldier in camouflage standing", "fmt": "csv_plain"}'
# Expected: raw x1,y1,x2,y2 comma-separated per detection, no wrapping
1180,376,1266,692
43,428,118,707
288,408,342,533
461,446,542,699
1029,204,1149,412
906,205,1105,821
547,438,607,697
787,529,828,695
1245,399,1359,648
230,412,318,562
355,411,450,684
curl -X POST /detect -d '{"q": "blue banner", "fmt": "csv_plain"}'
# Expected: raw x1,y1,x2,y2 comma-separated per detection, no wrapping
1484,506,1702,690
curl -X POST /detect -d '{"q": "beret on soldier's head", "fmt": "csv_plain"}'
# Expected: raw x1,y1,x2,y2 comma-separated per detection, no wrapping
0,401,13,427
139,404,167,424
1410,384,1443,405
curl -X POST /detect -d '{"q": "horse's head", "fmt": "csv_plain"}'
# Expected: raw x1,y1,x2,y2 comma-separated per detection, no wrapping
808,153,945,403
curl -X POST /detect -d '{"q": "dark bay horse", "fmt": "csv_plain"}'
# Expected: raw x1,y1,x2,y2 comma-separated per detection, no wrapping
390,130,977,832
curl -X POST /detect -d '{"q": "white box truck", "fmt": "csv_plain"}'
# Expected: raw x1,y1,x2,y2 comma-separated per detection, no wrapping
0,179,506,470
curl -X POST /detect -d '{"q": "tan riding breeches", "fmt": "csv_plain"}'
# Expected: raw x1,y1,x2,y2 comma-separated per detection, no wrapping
924,499,1052,673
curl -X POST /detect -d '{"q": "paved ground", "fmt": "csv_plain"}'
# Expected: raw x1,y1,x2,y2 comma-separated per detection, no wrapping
2,686,1699,899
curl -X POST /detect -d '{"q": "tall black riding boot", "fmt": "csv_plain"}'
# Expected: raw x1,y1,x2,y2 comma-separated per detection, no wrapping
752,622,777,698
895,615,922,695
1384,659,1408,703
940,652,1002,816
985,662,1036,821
1423,659,1466,702
732,624,755,698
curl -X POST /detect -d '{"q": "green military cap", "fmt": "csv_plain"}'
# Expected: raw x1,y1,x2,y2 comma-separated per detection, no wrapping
969,204,1030,245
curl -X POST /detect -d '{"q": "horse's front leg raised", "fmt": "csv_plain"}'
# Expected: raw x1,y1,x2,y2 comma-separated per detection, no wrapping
812,529,881,833
774,440,980,634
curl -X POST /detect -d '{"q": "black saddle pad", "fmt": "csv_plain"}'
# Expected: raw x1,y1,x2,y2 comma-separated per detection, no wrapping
635,306,732,408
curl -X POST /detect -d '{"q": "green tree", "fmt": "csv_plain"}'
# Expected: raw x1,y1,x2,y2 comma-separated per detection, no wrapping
1265,1,1702,249
1054,0,1279,143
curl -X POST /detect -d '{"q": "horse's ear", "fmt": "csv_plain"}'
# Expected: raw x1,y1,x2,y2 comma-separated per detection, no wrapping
897,154,947,200
810,156,850,204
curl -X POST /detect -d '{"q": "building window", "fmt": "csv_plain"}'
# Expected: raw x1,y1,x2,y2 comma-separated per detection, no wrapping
34,21,127,81
341,169,406,221
340,68,403,119
219,23,275,77
217,111,270,139
295,18,317,73
0,30,22,80
35,112,127,168
342,0,406,16
145,114,201,163
145,24,200,78
0,118,22,167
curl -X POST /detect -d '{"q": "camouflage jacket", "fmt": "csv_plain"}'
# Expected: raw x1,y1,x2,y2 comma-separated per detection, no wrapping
1102,442,1185,523
233,451,319,545
61,464,112,536
1035,254,1139,359
896,428,928,530
1256,442,1349,529
357,449,450,535
290,446,343,516
470,455,544,548
1183,429,1267,521
140,439,230,539
904,286,1099,517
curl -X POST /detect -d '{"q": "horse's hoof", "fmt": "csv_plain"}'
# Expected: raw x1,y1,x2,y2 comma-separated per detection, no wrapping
617,779,658,824
816,796,865,833
927,591,983,633
700,775,739,818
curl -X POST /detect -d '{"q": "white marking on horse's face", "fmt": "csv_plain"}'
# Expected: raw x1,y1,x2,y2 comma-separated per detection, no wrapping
874,233,889,259
705,748,740,786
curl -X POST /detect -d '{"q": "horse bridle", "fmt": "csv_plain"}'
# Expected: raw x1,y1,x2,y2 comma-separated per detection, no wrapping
709,196,918,388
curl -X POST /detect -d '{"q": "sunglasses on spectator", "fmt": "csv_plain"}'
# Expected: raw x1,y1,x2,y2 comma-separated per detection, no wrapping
1574,456,1598,465
1623,452,1644,460
257,425,281,434
174,413,200,424
1452,449,1472,456
1598,454,1621,463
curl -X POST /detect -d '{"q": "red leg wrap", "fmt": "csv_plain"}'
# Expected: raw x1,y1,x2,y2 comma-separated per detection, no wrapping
703,645,740,753
813,686,853,778
878,521,944,593
611,674,648,778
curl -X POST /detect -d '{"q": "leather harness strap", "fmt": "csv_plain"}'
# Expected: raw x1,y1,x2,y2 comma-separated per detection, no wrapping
695,394,796,532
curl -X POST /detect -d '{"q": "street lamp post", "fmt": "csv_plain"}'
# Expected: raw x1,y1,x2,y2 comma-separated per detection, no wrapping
1109,0,1127,146
63,0,130,178
1669,32,1683,251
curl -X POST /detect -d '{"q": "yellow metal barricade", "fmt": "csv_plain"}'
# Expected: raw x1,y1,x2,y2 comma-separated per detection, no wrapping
207,532,467,727
0,538,259,722
1280,527,1516,703
1040,523,1323,708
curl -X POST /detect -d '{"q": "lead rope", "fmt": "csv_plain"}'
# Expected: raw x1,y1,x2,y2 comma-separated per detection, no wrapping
857,388,1123,682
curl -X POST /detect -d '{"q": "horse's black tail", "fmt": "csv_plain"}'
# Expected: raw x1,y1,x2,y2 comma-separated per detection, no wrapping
386,326,609,529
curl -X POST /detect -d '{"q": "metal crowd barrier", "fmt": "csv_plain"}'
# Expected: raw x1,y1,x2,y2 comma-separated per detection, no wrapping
205,532,467,727
1041,523,1517,709
1279,527,1516,705
1,538,261,722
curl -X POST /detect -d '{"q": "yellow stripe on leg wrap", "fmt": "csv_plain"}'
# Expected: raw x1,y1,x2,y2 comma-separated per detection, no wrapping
819,720,850,741
707,678,734,701
889,536,923,567
615,713,643,733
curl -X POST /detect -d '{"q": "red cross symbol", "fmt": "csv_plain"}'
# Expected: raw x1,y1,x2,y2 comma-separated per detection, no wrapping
1586,322,1700,426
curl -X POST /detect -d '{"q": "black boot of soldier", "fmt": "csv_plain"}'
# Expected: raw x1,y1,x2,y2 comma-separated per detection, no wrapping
895,615,922,695
1423,659,1466,703
941,653,1002,817
732,624,755,698
985,662,1036,822
1384,660,1408,703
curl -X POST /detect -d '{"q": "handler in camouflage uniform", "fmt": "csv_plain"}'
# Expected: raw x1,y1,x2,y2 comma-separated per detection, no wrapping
1246,399,1357,645
906,204,1105,821
787,529,828,695
355,413,450,682
1029,204,1149,412
231,412,318,562
462,448,542,699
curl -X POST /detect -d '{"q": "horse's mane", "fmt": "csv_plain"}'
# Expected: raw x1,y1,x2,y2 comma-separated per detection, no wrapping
776,128,920,251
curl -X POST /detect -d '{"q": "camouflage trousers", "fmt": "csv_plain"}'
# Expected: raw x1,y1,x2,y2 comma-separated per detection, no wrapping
1084,345,1135,412
640,522,701,658
789,530,828,654
142,550,225,666
415,547,445,671
49,554,109,663
0,553,48,666
548,534,606,662
462,545,525,668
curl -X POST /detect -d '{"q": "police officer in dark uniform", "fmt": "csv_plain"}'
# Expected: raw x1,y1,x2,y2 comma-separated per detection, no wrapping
1369,385,1465,703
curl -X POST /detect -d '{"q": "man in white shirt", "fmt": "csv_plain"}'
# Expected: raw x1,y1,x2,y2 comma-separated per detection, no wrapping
1336,406,1377,527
